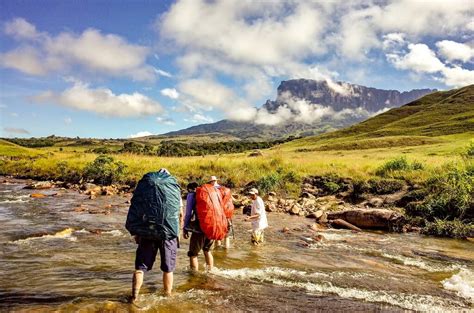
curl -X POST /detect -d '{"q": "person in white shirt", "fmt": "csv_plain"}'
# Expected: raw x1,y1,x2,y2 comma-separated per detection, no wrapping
244,188,268,245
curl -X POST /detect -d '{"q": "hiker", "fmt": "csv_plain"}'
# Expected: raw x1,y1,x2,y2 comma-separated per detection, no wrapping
125,168,183,302
245,188,268,245
210,175,232,249
183,182,214,271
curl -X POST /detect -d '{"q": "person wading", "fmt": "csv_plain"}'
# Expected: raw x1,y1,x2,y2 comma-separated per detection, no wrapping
245,188,268,245
210,176,232,249
183,182,214,271
125,168,183,302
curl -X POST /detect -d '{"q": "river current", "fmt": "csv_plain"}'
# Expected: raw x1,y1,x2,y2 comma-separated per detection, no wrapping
0,178,473,312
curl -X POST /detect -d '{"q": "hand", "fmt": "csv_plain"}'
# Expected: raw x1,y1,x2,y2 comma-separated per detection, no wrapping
133,235,140,244
183,231,189,239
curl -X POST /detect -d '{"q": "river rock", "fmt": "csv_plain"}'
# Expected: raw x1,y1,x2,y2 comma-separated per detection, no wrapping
367,197,384,208
330,219,362,232
282,227,290,233
290,204,301,215
25,181,54,190
327,208,403,230
30,193,46,198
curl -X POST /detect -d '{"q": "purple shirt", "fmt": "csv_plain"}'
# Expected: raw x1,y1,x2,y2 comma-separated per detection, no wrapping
183,192,196,231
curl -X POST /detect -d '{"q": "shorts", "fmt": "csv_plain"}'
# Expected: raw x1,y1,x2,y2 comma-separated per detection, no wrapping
251,229,265,244
187,232,214,257
135,237,177,272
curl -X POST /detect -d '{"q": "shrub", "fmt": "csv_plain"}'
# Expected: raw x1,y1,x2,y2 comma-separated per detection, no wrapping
83,155,127,185
421,219,474,239
375,156,424,177
324,181,340,193
462,141,474,159
368,178,405,194
255,168,301,196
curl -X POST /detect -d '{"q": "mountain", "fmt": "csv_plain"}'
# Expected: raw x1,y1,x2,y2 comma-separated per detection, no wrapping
286,84,474,150
163,79,436,140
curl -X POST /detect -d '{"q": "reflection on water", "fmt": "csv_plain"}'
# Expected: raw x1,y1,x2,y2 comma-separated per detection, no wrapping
0,178,472,312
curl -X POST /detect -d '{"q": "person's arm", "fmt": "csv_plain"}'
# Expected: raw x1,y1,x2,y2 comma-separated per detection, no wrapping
245,199,262,221
179,197,184,231
183,194,194,230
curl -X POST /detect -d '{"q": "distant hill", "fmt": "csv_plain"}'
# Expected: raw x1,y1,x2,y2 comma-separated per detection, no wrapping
286,84,474,150
164,79,436,140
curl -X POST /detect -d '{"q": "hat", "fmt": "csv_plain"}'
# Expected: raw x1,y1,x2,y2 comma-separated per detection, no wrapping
209,175,218,182
248,188,259,195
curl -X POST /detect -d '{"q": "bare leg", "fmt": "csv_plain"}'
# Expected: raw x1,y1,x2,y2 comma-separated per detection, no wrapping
131,270,144,302
190,256,198,271
163,272,173,296
224,237,231,249
204,251,214,271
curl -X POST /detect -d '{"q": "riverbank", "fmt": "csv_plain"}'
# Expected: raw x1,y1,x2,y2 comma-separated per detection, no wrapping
1,136,473,238
1,178,473,312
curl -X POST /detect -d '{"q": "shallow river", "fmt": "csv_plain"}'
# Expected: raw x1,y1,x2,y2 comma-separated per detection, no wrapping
0,179,473,312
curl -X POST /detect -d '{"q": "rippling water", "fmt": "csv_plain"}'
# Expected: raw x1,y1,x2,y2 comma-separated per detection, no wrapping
0,178,473,312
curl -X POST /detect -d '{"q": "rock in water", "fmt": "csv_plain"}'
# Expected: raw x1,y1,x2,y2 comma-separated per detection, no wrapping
327,209,402,230
30,193,46,198
330,219,362,232
24,181,53,190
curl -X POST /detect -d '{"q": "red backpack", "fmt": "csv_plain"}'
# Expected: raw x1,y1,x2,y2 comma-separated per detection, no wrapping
196,184,228,240
218,186,234,219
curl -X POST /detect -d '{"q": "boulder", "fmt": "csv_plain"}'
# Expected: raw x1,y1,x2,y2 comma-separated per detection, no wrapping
327,208,403,230
24,181,53,190
290,204,301,215
367,197,384,208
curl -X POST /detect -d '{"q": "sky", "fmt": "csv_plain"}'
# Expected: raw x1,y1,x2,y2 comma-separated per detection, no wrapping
0,0,473,138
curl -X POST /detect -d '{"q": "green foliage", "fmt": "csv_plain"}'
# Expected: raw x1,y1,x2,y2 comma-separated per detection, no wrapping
407,163,473,222
83,155,127,185
6,138,55,147
368,178,405,194
421,219,473,239
255,168,301,196
375,156,424,177
463,141,474,158
88,146,113,154
324,181,340,193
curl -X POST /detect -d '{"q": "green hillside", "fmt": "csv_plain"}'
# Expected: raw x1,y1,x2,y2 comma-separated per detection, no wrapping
287,85,473,150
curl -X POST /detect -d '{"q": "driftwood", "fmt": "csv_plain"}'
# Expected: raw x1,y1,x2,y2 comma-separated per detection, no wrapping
330,219,362,232
327,208,402,230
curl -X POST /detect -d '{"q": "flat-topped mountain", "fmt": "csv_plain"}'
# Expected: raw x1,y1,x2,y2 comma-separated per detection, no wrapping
164,79,436,140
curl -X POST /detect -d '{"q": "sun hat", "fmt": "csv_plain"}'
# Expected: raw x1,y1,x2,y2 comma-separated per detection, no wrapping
248,188,259,195
210,175,218,182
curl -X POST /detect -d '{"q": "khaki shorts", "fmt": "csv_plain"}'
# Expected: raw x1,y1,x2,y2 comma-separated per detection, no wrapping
187,232,214,257
251,229,265,244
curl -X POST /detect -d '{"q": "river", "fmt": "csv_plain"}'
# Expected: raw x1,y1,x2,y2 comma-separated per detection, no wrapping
0,178,473,312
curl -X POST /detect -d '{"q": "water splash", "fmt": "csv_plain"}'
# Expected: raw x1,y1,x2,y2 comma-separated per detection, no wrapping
213,267,469,311
442,268,474,303
13,228,77,243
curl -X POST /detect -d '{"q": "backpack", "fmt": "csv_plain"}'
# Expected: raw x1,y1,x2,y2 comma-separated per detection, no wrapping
218,186,234,219
196,184,228,240
125,171,181,240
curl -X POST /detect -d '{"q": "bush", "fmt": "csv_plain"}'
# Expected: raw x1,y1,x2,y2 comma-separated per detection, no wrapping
463,141,474,158
421,219,474,239
83,155,127,185
375,156,424,177
368,178,405,194
255,168,301,196
408,164,473,222
324,181,340,193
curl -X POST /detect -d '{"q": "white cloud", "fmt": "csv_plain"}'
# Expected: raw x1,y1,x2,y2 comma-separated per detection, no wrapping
388,43,445,73
160,88,179,99
1,18,155,81
33,80,164,117
129,131,153,138
440,66,474,87
385,40,474,87
4,18,41,40
436,40,474,63
153,67,173,77
64,117,72,124
156,116,175,125
185,113,214,124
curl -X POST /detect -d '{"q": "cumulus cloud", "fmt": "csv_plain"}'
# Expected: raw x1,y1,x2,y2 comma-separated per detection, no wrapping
436,40,474,63
33,80,164,117
160,88,179,99
388,43,445,73
4,127,30,135
1,18,155,80
129,131,153,138
385,40,474,87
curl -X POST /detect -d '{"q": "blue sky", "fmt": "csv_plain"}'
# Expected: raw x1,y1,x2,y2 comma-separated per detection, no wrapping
0,0,473,138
